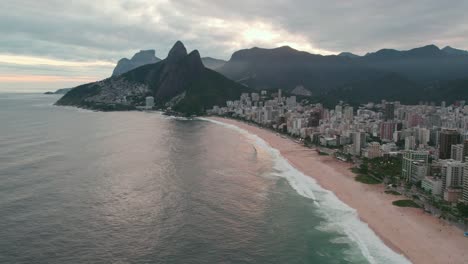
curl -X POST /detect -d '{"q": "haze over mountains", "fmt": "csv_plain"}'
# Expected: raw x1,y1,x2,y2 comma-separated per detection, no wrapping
112,50,226,77
218,44,468,92
112,50,161,76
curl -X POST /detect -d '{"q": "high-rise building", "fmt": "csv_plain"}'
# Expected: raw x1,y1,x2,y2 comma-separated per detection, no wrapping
416,127,430,146
379,122,396,141
439,129,460,159
422,177,443,196
286,96,297,108
352,131,366,156
463,140,468,161
427,114,442,128
363,142,382,159
308,111,321,127
408,113,424,127
344,106,354,121
429,129,440,147
463,162,468,203
402,151,429,182
411,162,428,183
335,105,343,119
450,144,464,161
440,160,464,190
405,136,416,150
384,103,395,121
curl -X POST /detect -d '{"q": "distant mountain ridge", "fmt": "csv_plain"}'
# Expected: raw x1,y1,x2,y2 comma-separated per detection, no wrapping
44,88,72,95
218,45,381,92
201,57,226,70
111,49,226,76
112,50,161,76
57,41,250,115
338,52,360,58
364,44,446,59
442,46,468,56
217,44,468,104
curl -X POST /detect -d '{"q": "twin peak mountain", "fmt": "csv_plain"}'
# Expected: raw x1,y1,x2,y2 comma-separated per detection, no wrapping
56,41,249,114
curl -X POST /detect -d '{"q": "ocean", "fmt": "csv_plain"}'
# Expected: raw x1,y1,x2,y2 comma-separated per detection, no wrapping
0,93,408,264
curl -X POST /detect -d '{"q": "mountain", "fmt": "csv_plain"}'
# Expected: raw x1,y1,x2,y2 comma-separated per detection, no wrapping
56,41,250,115
218,44,468,103
317,73,419,106
423,78,468,103
201,57,226,70
363,45,445,59
218,45,381,92
357,45,468,82
112,50,161,76
320,76,468,107
338,52,360,58
442,46,468,56
44,88,72,95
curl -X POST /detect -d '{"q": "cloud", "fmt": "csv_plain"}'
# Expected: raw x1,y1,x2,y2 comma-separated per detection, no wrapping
0,55,115,67
1,0,468,91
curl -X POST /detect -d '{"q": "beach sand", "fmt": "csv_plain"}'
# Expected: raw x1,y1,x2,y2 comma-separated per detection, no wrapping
211,117,468,264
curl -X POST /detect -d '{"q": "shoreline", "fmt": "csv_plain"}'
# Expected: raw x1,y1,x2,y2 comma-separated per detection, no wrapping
209,117,468,264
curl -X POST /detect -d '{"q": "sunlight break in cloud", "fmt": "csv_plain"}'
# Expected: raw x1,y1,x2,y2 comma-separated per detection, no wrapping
0,54,115,68
203,19,336,55
240,22,336,55
0,74,100,83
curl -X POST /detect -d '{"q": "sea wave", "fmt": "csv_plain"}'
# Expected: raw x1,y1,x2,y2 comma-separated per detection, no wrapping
200,117,410,264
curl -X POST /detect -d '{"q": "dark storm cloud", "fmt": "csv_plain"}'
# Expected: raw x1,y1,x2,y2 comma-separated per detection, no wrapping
1,0,468,91
170,0,468,53
3,0,468,59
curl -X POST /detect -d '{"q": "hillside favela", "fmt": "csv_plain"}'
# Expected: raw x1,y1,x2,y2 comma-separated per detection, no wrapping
2,1,468,264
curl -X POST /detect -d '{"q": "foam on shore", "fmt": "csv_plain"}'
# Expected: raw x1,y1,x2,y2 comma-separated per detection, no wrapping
201,118,410,264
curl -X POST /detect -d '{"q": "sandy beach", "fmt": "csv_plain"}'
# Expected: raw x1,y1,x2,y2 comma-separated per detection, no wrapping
211,117,468,264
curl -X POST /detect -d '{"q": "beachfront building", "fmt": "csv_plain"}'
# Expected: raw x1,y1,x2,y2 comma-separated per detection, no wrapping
422,176,443,196
444,188,463,203
402,150,429,182
212,93,468,186
440,160,464,191
411,162,428,183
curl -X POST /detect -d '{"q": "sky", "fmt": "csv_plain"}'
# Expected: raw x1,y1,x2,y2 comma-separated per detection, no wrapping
2,0,468,92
